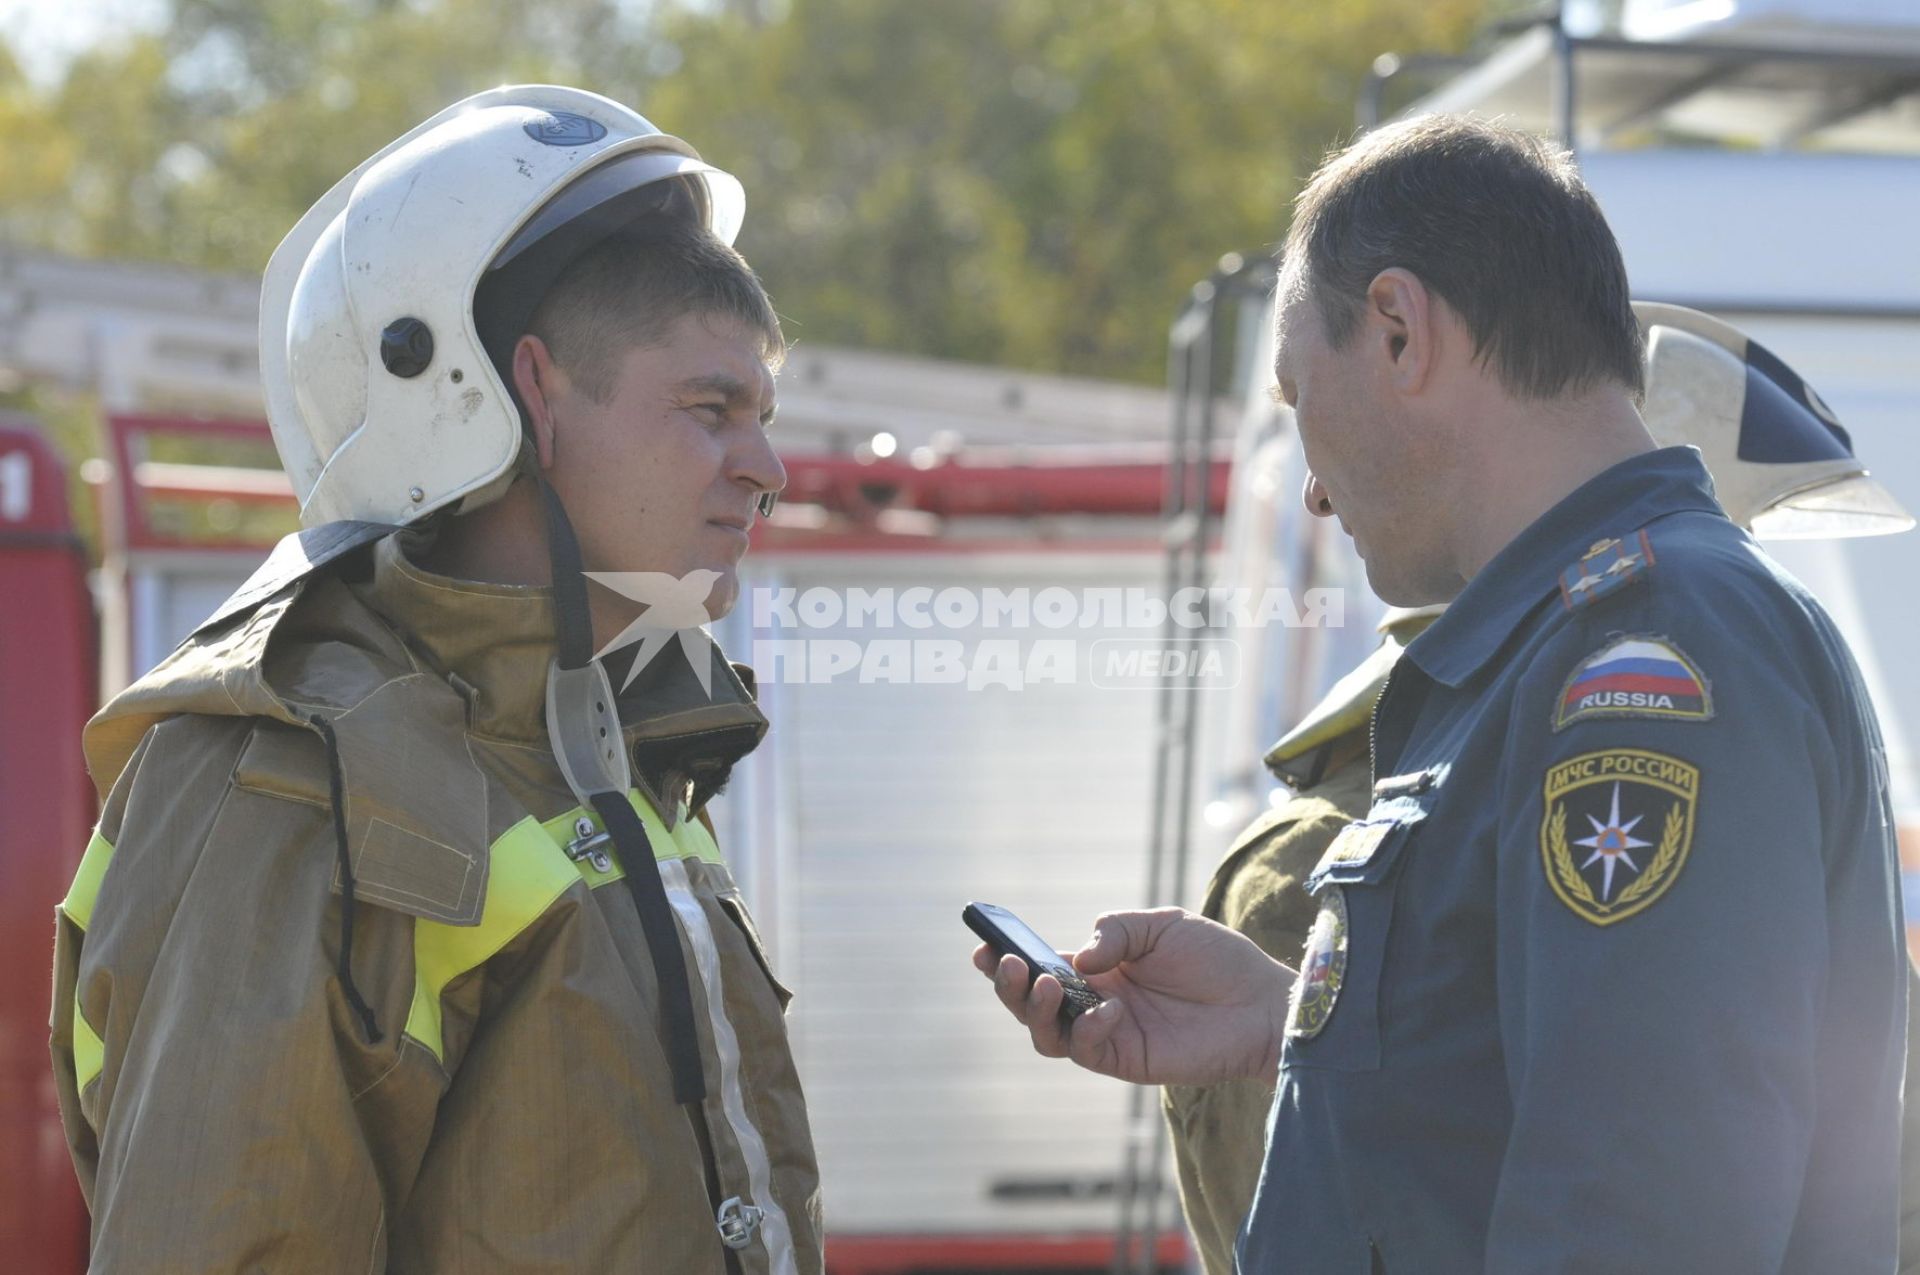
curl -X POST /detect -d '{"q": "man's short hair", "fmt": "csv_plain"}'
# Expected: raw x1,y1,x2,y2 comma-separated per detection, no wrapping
1282,115,1643,401
529,216,785,402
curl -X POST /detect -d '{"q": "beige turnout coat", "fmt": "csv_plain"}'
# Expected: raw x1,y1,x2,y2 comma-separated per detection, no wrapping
49,530,823,1273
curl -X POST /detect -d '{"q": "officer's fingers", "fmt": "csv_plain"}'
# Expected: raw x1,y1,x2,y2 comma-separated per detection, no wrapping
1072,912,1137,976
991,953,1035,1023
1024,973,1071,1059
1065,995,1126,1075
1074,907,1180,976
972,942,999,978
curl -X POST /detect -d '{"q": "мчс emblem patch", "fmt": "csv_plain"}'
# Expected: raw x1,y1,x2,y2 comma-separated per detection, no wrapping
1286,887,1348,1038
1554,635,1711,731
1540,749,1698,926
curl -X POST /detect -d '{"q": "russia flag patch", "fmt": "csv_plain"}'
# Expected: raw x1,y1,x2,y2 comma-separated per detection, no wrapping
1554,635,1712,731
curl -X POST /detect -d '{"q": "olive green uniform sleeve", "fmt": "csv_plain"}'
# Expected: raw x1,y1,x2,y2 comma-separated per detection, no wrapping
51,715,434,1273
1162,759,1373,1275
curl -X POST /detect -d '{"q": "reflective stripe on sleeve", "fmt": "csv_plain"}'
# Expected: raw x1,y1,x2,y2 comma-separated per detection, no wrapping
61,829,114,1093
62,829,114,929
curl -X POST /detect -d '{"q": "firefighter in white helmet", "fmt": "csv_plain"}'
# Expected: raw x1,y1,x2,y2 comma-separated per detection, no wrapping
50,87,821,1273
1161,299,1917,1275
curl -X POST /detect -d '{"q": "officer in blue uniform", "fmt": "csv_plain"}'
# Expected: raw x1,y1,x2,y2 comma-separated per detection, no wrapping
1249,447,1901,1272
974,115,1905,1273
1167,296,1919,1275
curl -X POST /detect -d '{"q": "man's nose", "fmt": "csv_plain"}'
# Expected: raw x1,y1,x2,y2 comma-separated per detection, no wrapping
1303,472,1334,519
737,429,787,504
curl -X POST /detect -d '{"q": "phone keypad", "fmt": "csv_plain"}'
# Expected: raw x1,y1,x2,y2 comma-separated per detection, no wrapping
1056,976,1103,1022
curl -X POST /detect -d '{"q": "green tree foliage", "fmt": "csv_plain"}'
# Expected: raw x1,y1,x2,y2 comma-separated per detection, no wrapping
0,0,1485,383
653,0,1484,378
1,0,646,269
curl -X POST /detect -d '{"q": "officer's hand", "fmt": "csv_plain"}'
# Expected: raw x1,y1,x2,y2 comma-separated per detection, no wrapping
970,907,1292,1087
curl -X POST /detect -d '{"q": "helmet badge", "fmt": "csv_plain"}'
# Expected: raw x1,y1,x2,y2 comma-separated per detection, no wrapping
524,112,608,147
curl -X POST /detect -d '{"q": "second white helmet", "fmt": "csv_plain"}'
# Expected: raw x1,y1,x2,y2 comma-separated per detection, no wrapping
1635,302,1913,538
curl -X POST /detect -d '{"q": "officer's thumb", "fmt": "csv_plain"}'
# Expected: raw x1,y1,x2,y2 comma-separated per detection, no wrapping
1075,911,1150,976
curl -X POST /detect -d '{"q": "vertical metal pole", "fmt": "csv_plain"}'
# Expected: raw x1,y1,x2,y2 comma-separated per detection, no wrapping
1552,18,1579,157
93,319,137,699
1132,291,1215,1275
1116,285,1208,1275
1120,255,1273,1275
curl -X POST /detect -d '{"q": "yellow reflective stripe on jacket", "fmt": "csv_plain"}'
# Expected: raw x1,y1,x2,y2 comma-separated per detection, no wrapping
533,791,723,884
62,829,114,1093
672,811,722,865
63,830,115,928
406,789,723,1062
405,816,577,1063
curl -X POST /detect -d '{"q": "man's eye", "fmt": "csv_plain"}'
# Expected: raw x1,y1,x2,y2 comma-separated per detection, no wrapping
691,402,729,424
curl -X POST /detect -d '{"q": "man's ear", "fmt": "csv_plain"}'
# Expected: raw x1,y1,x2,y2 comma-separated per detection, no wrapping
1366,268,1435,396
512,334,565,470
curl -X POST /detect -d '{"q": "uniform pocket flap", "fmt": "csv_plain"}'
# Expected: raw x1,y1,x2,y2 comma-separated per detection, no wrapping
1308,819,1417,892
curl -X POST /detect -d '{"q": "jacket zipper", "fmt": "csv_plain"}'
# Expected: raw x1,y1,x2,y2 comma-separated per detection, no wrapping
661,858,798,1275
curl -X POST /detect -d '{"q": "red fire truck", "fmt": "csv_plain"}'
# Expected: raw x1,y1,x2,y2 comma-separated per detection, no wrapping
0,418,95,1271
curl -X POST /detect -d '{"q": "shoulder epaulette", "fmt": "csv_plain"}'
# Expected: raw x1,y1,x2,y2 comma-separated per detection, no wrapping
1558,528,1655,612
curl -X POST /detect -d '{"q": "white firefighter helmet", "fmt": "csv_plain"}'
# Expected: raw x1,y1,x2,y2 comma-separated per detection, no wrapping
260,85,745,528
1634,302,1914,539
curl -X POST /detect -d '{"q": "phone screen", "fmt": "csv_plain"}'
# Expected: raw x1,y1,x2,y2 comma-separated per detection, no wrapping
970,903,1073,978
967,901,1104,1022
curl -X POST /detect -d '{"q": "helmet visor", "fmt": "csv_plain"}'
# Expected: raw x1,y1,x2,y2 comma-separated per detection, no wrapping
1750,473,1916,540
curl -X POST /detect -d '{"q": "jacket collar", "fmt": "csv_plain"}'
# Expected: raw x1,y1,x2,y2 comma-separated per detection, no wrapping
1404,446,1726,689
350,530,769,812
352,530,559,743
82,526,765,927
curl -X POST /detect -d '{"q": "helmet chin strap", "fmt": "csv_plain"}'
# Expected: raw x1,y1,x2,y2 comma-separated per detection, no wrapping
536,473,709,1109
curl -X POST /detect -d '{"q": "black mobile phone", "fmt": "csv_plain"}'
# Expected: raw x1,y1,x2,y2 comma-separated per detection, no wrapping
964,901,1104,1024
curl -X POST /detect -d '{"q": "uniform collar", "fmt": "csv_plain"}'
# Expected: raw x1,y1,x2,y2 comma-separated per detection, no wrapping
1404,446,1725,689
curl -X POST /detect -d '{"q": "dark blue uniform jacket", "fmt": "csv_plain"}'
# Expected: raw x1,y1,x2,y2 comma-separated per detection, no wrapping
1239,447,1905,1274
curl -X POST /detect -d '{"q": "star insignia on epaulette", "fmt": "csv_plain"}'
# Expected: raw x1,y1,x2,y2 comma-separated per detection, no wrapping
1559,529,1655,611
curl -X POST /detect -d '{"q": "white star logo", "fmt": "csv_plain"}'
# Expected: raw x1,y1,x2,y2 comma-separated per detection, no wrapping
1568,571,1604,594
1605,553,1642,577
1571,782,1653,902
584,570,723,697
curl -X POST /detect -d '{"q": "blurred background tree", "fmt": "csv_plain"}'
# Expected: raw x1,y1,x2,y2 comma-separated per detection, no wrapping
0,0,1494,384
